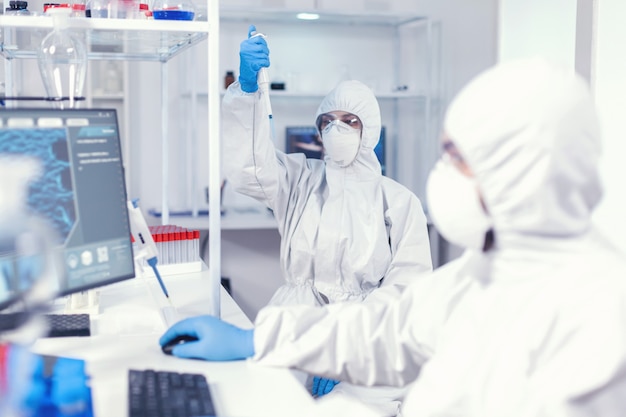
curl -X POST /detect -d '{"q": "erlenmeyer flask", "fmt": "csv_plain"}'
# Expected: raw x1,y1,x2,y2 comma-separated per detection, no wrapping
36,7,87,109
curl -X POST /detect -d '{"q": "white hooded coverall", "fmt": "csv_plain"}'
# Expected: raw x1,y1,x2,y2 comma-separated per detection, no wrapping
250,59,626,416
222,80,433,415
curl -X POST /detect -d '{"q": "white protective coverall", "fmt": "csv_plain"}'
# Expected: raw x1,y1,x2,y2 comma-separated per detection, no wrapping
250,59,626,416
222,80,433,415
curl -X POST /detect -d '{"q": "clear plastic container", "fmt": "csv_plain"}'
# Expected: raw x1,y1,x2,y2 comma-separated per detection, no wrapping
43,3,84,18
86,0,138,18
152,0,194,20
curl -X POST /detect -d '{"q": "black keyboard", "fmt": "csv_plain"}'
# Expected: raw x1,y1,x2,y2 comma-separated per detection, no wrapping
128,369,216,417
46,313,91,337
0,312,90,337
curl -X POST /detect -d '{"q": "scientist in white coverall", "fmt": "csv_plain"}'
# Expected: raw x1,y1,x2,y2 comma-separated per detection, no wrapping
161,58,626,415
217,25,432,414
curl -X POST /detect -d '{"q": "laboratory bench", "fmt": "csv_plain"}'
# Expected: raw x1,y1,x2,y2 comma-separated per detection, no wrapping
29,265,316,417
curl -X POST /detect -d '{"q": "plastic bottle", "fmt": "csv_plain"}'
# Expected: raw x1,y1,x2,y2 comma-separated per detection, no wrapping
224,71,235,89
5,0,30,15
139,2,152,19
36,7,87,109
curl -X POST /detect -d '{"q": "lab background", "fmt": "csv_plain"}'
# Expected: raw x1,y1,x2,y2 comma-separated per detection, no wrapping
3,0,624,321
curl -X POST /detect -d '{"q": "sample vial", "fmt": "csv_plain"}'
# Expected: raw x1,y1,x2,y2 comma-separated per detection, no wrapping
224,71,235,89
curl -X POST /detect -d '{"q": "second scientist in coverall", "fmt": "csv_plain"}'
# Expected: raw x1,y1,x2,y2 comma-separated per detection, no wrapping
163,58,626,416
220,26,432,415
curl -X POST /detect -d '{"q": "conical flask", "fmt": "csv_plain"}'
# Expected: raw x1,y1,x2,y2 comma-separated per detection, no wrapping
37,7,87,109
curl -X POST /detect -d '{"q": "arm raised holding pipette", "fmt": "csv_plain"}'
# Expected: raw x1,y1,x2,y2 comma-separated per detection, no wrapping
238,25,270,94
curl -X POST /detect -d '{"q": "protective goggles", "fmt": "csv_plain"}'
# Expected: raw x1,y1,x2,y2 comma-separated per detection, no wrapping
316,112,362,133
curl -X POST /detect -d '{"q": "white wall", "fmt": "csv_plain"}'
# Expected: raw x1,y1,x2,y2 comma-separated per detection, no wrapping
498,0,578,66
497,0,626,253
592,0,626,253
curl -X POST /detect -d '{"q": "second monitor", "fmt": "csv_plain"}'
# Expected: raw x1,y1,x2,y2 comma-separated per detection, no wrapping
286,126,387,176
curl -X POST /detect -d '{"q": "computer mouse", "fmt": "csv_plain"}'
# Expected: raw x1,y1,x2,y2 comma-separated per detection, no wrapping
161,334,198,355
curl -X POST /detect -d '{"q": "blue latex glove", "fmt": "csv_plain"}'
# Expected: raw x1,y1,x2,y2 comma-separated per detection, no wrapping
159,315,255,361
311,376,340,397
238,24,270,93
6,344,46,413
6,345,93,417
51,357,92,416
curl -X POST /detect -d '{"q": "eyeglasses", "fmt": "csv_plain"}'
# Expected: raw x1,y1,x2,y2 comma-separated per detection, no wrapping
316,112,362,132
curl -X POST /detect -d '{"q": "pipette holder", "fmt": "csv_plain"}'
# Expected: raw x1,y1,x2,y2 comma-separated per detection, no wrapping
64,290,100,315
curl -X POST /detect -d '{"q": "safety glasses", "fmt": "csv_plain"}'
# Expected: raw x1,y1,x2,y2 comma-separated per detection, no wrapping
316,112,362,132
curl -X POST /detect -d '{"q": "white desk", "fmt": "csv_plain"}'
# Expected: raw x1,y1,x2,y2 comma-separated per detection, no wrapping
30,268,316,417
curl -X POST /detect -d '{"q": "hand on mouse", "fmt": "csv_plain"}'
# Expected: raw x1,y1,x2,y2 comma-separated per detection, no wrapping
159,315,254,361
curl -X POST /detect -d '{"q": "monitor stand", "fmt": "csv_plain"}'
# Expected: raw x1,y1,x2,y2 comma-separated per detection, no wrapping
64,290,100,315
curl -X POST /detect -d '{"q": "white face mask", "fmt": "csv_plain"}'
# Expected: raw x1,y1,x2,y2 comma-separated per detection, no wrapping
426,159,493,251
321,120,361,167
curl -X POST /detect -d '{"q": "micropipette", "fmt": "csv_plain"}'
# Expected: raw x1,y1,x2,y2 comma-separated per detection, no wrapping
127,199,173,307
250,31,276,140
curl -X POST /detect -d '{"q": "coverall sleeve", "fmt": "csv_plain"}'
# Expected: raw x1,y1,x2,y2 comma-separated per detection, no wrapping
252,262,462,388
221,82,281,207
222,83,325,236
519,284,626,417
365,191,433,306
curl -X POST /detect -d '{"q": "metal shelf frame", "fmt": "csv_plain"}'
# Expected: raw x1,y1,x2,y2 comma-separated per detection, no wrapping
0,9,222,316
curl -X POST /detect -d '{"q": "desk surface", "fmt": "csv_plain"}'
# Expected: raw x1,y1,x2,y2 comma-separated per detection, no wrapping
147,205,278,231
31,269,316,417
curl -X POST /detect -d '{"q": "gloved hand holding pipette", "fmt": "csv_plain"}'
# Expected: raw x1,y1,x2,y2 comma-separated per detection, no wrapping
238,25,270,94
238,25,275,140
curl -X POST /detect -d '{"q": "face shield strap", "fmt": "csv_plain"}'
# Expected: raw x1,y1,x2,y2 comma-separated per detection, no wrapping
482,228,496,252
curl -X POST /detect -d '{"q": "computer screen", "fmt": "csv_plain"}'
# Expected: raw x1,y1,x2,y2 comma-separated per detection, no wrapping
286,126,387,175
0,108,135,307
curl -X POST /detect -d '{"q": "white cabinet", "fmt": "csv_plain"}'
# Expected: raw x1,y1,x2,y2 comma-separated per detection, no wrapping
0,12,223,315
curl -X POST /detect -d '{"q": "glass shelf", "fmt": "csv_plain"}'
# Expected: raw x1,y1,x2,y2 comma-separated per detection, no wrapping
0,16,209,62
185,90,428,100
219,6,427,27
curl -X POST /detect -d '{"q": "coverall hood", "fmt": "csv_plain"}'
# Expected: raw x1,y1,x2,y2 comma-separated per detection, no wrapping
444,58,603,240
315,80,382,174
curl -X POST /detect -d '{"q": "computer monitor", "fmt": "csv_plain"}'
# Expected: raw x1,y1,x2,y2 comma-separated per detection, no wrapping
285,125,387,175
0,108,135,309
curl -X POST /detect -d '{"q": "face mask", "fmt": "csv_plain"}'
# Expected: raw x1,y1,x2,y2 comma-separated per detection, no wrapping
321,120,361,167
426,159,493,251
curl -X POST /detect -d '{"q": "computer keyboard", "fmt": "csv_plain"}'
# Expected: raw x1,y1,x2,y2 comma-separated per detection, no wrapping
46,313,91,337
128,369,216,417
0,312,90,337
